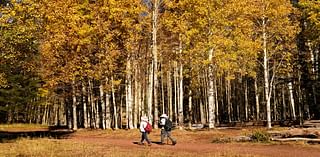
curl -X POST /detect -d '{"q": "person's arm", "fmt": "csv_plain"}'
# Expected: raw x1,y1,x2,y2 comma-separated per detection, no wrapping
140,121,146,132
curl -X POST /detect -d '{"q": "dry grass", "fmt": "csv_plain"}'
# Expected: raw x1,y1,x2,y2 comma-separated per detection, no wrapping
0,138,263,157
1,125,319,157
0,123,48,131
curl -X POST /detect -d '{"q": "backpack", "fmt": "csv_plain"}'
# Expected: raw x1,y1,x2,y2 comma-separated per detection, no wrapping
145,122,152,133
164,119,172,131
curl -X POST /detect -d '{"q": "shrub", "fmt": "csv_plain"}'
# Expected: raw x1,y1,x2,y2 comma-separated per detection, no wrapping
250,130,270,142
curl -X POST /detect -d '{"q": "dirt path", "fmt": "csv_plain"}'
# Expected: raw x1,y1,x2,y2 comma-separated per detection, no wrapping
69,135,320,157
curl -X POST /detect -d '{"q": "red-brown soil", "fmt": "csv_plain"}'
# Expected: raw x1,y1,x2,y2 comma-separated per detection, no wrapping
66,128,320,157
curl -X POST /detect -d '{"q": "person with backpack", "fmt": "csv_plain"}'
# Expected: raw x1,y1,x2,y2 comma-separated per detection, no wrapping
138,115,152,146
159,114,177,145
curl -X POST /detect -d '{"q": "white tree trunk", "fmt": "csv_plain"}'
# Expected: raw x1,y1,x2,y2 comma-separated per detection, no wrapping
72,80,78,130
147,60,153,123
178,39,184,129
82,82,88,128
227,79,232,123
208,48,215,129
111,76,118,129
134,63,139,128
263,17,272,129
167,69,173,119
188,89,192,129
152,0,159,129
288,82,296,120
174,61,178,124
99,83,106,129
244,79,248,121
105,78,111,129
214,77,219,125
254,78,260,121
88,79,94,128
126,59,134,129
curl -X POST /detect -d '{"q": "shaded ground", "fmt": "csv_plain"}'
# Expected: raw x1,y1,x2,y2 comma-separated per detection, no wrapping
0,125,73,142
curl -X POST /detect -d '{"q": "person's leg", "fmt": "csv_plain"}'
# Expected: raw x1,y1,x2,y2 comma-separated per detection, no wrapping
140,132,145,144
160,129,166,144
145,133,152,145
167,131,177,145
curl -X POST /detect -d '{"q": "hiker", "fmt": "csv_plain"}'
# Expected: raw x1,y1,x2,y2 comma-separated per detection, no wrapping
159,114,177,145
139,115,152,146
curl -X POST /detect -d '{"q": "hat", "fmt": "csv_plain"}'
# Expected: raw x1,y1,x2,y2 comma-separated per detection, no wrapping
160,114,168,118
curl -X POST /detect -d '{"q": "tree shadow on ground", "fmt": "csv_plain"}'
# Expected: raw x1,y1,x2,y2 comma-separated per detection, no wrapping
0,125,74,143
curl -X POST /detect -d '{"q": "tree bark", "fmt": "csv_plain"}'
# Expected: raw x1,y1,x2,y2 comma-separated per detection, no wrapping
288,82,296,120
152,0,159,129
100,82,106,129
208,48,215,129
262,16,272,129
111,76,118,129
82,82,88,128
178,39,184,129
254,78,260,121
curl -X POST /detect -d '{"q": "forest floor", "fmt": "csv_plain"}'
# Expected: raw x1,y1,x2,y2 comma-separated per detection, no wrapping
1,126,320,157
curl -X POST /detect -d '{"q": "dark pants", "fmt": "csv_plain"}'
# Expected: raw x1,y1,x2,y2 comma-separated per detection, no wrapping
161,129,176,144
141,132,151,144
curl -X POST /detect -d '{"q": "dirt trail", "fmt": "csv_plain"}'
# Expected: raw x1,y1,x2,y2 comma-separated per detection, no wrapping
69,135,320,157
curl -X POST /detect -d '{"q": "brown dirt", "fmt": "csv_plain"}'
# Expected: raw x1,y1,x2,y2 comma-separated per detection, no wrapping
67,129,320,157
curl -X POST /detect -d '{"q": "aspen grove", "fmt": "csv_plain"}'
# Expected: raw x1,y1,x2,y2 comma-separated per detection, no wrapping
0,0,319,130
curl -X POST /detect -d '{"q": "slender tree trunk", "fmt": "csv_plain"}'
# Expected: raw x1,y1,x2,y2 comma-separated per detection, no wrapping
263,17,272,129
297,77,303,126
208,48,215,129
95,99,100,128
82,82,88,128
188,89,192,129
134,63,139,128
273,85,277,121
227,78,232,123
254,78,260,121
288,82,296,120
120,90,124,129
104,78,111,129
167,69,173,119
147,60,153,123
100,82,106,129
88,79,93,128
111,76,118,129
282,86,286,121
42,105,47,125
66,94,72,129
178,38,184,129
72,81,78,130
126,59,134,129
214,77,219,125
199,74,206,124
152,0,159,129
161,67,165,114
244,79,249,121
105,91,111,129
174,61,178,124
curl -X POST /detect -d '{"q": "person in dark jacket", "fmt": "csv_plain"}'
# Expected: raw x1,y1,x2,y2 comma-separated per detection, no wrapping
159,114,176,145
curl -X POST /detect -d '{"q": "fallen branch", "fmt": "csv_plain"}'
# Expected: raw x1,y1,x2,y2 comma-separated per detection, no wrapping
271,137,320,142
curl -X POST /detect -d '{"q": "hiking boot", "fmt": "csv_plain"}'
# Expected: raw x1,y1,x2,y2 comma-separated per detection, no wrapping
172,141,177,145
138,142,144,145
